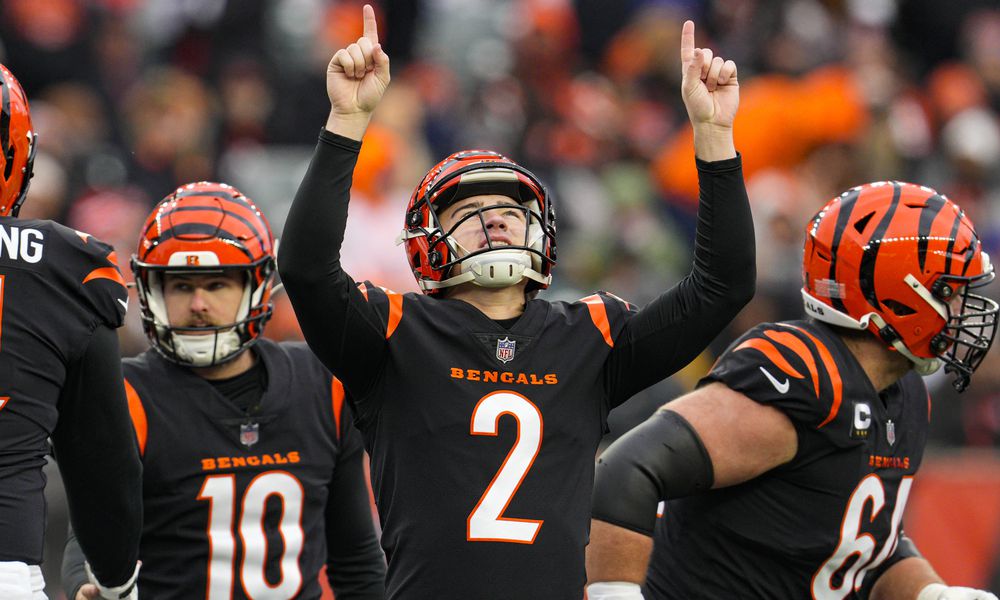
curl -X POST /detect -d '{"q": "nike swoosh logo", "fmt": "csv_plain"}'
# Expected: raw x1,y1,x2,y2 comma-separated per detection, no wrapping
117,298,129,311
759,366,789,394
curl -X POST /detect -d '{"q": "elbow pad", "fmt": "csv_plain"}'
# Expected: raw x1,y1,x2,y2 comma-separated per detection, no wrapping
592,409,714,536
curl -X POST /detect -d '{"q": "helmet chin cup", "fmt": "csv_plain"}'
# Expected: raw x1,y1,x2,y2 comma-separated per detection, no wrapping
464,249,532,288
170,329,243,367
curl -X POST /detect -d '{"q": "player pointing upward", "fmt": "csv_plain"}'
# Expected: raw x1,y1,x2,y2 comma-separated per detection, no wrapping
280,7,754,599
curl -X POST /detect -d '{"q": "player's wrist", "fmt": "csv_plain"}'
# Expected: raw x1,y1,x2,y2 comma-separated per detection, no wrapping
917,582,999,600
84,561,139,600
586,581,644,599
324,111,372,141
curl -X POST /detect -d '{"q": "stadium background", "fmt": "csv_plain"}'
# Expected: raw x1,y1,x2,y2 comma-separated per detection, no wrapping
2,0,998,596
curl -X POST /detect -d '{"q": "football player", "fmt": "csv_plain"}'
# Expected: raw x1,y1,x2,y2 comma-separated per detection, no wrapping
586,182,1000,599
278,7,754,599
61,182,386,599
0,64,142,599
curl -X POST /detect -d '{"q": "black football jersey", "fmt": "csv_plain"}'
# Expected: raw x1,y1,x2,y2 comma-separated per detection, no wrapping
122,339,364,599
0,218,127,564
344,284,640,600
645,320,928,600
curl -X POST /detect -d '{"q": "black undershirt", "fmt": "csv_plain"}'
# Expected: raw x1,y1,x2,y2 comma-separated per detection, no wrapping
207,356,267,413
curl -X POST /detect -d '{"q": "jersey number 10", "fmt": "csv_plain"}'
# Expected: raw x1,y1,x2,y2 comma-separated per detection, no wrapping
199,471,305,599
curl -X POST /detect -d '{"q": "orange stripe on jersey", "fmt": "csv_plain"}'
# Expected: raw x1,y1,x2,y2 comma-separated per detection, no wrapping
331,377,345,440
734,338,803,379
763,330,820,396
579,294,614,347
384,288,403,339
357,282,370,301
783,324,843,428
83,252,126,287
124,379,148,456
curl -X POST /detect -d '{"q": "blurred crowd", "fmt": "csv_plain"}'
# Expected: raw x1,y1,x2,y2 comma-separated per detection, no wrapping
5,0,1000,453
10,0,1000,596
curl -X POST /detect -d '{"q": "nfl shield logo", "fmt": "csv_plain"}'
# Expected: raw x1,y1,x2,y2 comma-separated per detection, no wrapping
886,420,896,446
496,337,516,363
240,422,260,448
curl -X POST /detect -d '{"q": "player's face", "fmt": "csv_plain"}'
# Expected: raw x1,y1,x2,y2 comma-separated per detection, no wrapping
163,271,245,330
438,194,528,258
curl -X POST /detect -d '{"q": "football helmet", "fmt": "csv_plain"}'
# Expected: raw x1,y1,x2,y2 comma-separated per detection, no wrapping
0,64,37,217
132,182,275,367
802,181,998,391
398,150,556,294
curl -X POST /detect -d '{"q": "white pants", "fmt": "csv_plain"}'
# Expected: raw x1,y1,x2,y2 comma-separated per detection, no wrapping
0,561,47,600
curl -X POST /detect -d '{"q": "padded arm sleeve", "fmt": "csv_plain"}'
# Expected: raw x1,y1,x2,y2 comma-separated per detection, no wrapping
592,410,714,536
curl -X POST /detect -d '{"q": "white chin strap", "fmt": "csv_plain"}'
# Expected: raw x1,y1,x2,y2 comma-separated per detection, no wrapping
801,288,942,375
170,329,243,367
420,249,551,291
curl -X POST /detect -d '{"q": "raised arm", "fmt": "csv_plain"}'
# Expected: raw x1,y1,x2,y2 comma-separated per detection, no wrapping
605,20,754,403
278,4,392,395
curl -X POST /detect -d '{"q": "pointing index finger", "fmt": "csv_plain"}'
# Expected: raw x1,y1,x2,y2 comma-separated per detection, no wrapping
680,20,695,64
363,4,379,44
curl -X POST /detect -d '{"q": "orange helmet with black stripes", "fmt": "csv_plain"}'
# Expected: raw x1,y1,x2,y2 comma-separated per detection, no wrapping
0,64,37,217
132,181,276,367
802,181,998,391
399,150,556,295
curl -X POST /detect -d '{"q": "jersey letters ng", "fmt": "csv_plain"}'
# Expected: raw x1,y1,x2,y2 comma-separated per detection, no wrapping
0,219,127,563
646,320,928,600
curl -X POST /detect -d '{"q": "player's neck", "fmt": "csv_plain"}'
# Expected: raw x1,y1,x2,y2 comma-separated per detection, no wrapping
838,333,912,392
192,348,257,381
445,281,527,320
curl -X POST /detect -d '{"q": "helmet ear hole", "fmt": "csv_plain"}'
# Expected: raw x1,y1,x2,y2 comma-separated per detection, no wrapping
853,211,876,234
883,299,917,317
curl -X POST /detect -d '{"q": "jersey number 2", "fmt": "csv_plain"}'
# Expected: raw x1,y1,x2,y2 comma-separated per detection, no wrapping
468,391,544,543
198,471,305,599
812,474,913,599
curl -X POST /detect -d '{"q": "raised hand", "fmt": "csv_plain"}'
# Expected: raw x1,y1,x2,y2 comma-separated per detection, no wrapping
680,20,738,130
325,4,390,139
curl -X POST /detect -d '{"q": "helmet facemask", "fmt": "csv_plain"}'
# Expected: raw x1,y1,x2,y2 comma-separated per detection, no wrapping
929,269,999,391
401,151,556,295
135,262,275,368
427,194,550,290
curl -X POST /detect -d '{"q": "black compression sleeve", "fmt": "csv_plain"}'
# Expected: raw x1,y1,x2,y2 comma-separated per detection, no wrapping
607,155,755,404
323,437,386,599
278,130,387,396
592,410,713,536
51,324,142,588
